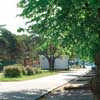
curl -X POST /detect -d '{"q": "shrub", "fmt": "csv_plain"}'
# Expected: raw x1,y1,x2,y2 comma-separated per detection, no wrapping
0,63,3,72
9,64,26,75
4,66,21,78
25,67,34,75
17,65,26,75
33,67,42,74
21,67,26,75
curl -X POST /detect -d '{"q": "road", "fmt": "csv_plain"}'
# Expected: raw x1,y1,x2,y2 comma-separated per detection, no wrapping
0,68,90,100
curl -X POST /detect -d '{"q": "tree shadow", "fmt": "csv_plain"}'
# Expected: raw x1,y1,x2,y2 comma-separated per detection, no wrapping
0,89,48,100
63,69,96,82
43,89,93,100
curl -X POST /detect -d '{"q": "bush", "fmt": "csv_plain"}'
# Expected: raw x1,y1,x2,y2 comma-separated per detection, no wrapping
21,67,26,75
25,67,34,75
3,64,43,77
33,67,42,74
8,64,26,75
17,65,26,75
4,66,21,78
0,63,3,72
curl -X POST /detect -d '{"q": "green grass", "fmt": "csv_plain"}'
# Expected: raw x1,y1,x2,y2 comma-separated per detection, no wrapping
0,70,57,82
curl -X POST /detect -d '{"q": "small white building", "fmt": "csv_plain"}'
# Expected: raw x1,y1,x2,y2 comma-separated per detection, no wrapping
39,55,69,69
39,55,49,69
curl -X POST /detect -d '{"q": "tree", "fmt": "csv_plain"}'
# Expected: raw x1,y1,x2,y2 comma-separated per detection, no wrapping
18,1,100,98
15,34,41,64
39,43,65,70
0,27,18,61
0,27,39,66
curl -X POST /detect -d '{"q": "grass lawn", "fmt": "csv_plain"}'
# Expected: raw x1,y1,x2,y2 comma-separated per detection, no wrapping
0,70,57,82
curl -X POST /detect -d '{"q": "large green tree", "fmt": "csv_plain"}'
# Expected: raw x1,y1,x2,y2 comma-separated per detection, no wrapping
15,34,41,64
0,27,18,61
18,0,99,68
18,0,100,98
0,26,39,66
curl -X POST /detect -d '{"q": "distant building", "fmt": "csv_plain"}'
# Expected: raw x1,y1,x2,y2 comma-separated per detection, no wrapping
39,55,69,69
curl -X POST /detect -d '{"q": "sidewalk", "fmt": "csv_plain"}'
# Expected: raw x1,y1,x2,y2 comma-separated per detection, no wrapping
0,68,90,100
42,69,94,100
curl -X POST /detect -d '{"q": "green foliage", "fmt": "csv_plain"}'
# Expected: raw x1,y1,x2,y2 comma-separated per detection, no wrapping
0,70,56,81
15,34,39,64
33,67,42,74
25,67,34,75
0,26,39,65
18,0,100,61
25,67,42,75
16,64,26,75
0,27,18,60
4,66,21,78
15,64,40,75
3,64,43,78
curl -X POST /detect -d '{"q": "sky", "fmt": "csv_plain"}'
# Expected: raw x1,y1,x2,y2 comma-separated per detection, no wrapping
0,0,26,35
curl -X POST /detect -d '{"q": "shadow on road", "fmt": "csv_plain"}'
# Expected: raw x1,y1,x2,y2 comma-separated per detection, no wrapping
0,89,48,100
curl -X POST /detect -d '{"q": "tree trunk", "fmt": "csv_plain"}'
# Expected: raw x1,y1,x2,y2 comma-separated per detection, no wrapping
83,61,85,68
91,53,100,100
68,59,70,70
48,55,55,71
95,53,100,79
94,94,100,100
90,7,100,100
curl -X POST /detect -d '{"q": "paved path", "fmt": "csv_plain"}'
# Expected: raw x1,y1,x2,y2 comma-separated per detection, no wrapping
42,69,94,100
44,89,93,100
0,68,90,100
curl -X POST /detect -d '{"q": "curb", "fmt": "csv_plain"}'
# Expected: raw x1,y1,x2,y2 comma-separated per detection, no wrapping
35,79,75,100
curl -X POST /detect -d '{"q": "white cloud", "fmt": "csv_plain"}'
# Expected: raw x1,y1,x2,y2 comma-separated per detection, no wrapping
0,0,26,35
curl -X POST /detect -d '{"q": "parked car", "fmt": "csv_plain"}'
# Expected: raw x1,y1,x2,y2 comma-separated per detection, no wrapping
91,63,96,71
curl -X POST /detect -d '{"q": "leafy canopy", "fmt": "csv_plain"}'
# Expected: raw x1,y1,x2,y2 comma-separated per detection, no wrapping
0,27,17,60
18,0,100,61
